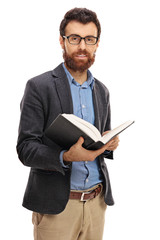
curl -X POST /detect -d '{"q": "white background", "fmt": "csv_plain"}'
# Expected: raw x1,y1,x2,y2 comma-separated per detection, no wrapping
1,0,160,239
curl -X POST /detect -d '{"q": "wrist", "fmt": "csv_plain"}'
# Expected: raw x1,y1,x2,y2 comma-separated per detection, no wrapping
63,151,71,165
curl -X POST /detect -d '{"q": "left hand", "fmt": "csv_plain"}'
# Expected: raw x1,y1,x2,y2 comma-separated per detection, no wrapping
102,131,120,151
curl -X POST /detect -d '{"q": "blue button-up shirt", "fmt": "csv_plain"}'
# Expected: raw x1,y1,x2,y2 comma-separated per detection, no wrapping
60,63,103,190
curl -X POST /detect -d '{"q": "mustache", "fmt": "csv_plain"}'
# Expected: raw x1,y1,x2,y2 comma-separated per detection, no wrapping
72,50,89,56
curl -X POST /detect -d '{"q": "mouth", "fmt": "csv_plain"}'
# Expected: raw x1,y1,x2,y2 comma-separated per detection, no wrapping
75,54,88,59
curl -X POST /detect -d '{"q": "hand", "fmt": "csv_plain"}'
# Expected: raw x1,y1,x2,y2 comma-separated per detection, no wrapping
102,131,120,151
63,135,119,163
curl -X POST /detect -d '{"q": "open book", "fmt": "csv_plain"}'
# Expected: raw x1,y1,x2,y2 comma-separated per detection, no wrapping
45,114,134,150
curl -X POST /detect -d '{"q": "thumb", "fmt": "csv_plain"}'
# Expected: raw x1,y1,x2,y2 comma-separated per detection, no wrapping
76,136,84,146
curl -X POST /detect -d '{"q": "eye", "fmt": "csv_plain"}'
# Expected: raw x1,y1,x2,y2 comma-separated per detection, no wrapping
70,35,80,42
87,37,93,41
73,37,78,41
86,36,96,44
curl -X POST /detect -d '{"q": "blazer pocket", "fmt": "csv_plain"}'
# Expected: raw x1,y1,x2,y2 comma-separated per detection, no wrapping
32,169,55,175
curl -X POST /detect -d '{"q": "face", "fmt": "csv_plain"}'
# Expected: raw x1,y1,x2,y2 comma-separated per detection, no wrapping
59,21,100,72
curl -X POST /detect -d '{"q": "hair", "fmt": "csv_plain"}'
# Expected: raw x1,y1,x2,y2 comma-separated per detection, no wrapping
59,8,101,39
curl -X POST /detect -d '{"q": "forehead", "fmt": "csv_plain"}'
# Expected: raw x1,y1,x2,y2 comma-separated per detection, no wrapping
65,20,98,37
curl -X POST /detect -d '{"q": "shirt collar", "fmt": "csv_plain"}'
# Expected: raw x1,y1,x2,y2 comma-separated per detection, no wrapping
62,63,95,89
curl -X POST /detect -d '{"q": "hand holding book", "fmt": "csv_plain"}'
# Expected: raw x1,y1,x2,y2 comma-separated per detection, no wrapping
63,134,119,163
102,131,120,151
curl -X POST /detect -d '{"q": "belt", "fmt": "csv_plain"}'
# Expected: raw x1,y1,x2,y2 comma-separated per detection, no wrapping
69,185,102,201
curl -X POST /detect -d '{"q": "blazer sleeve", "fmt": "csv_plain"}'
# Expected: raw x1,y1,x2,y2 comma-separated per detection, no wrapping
16,79,65,175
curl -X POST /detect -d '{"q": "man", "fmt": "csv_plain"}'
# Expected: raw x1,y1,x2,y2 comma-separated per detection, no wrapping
17,8,119,240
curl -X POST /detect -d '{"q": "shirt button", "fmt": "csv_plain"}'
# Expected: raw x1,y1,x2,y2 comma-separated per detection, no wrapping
85,161,88,164
86,178,89,183
82,104,86,108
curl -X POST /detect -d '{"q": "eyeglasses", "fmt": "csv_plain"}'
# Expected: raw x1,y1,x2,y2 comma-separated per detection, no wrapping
63,34,99,45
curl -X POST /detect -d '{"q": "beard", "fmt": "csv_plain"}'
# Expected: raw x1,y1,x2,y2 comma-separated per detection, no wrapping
63,48,95,73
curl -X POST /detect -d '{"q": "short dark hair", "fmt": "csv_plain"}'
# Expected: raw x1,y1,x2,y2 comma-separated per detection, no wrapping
59,8,101,39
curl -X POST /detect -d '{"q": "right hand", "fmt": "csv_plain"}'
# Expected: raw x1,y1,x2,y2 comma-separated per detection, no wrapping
63,136,116,163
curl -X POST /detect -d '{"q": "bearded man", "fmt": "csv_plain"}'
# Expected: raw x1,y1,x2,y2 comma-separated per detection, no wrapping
17,8,119,240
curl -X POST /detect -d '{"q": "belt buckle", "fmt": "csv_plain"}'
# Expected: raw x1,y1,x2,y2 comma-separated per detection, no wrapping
80,191,91,201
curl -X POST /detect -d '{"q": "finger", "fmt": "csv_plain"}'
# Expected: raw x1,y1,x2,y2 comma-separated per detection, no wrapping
108,136,120,145
101,139,117,151
102,130,110,136
112,135,119,142
104,139,114,148
108,141,119,151
109,140,119,147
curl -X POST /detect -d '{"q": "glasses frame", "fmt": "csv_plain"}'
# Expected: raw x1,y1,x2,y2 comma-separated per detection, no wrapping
63,34,99,45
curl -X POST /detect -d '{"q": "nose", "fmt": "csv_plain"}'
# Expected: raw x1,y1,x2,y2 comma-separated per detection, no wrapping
78,39,86,50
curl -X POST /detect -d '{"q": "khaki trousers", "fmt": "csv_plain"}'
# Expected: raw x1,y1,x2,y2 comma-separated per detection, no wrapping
32,184,107,240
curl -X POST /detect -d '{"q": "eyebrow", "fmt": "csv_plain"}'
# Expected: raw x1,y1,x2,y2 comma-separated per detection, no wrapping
66,34,98,37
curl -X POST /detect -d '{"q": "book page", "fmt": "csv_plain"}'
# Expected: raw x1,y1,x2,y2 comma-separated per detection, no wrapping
101,120,134,144
62,114,101,141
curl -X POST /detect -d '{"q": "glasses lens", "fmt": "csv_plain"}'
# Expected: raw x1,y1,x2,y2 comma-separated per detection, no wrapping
85,36,97,45
69,35,81,45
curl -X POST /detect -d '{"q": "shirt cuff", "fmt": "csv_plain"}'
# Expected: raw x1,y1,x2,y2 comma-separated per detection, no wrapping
59,150,70,168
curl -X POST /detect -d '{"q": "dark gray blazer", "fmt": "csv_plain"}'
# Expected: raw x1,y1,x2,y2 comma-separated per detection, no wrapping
17,63,114,214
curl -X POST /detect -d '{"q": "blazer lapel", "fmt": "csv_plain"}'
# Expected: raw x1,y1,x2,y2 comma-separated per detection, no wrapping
93,83,101,132
52,63,73,114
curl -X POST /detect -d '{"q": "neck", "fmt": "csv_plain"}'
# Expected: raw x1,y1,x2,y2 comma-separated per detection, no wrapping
64,63,88,85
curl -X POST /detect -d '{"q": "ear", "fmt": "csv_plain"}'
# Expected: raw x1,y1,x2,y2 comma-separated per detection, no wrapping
96,38,100,48
59,36,65,49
